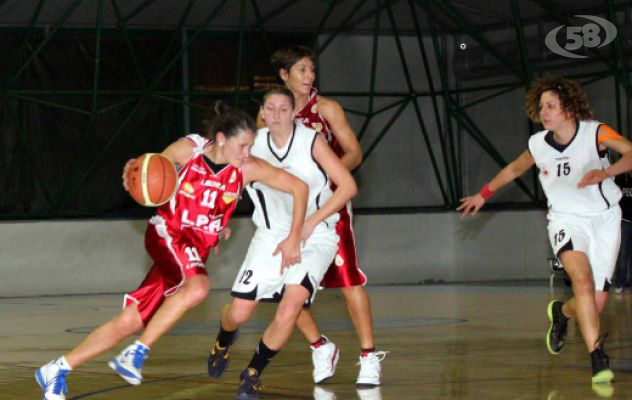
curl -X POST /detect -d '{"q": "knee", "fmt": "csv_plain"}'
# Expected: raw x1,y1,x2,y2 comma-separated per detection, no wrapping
227,302,254,327
572,273,594,294
275,302,302,325
113,312,143,337
229,310,249,327
182,279,210,307
340,285,360,298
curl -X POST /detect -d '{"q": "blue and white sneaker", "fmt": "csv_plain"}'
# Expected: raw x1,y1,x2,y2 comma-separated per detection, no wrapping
108,340,149,385
36,358,71,400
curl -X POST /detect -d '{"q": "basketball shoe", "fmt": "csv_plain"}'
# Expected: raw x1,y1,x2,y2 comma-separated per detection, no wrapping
208,329,239,378
546,300,568,355
356,351,387,387
310,336,339,383
108,340,149,385
591,336,614,384
36,358,71,400
236,368,263,400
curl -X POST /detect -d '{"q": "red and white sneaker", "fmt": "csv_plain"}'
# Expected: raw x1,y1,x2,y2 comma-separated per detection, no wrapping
356,351,387,387
310,336,340,384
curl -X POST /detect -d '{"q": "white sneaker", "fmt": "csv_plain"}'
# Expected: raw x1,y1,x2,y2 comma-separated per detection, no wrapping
356,351,387,387
35,358,71,400
356,387,383,400
313,386,337,400
310,337,340,384
108,340,149,385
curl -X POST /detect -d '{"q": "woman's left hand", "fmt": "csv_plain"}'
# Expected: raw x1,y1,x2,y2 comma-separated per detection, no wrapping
212,227,232,255
578,169,609,188
121,158,137,191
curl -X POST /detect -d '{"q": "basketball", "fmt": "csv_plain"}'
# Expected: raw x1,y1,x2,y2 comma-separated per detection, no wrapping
126,153,178,207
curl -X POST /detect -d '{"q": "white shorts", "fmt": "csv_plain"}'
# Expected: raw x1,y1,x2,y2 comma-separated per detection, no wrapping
547,206,621,291
231,228,339,305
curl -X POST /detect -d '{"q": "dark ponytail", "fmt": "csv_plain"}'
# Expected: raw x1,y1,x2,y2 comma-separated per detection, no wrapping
201,101,255,142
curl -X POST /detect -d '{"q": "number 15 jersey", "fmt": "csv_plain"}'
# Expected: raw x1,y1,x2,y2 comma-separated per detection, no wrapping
528,120,621,214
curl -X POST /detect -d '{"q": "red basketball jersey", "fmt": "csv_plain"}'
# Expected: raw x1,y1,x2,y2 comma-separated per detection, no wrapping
294,88,367,288
154,134,243,250
294,88,344,158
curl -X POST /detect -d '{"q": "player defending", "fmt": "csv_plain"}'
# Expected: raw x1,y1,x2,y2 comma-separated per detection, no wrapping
207,87,357,399
458,77,632,384
35,106,308,400
259,45,385,387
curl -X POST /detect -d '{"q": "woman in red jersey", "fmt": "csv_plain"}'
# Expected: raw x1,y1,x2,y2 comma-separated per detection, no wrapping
257,45,385,387
36,105,308,400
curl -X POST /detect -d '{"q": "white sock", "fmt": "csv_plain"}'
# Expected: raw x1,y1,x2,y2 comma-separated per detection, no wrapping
134,340,150,350
57,356,73,371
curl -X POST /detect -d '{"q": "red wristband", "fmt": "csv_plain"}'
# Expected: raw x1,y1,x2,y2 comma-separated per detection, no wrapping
479,183,496,200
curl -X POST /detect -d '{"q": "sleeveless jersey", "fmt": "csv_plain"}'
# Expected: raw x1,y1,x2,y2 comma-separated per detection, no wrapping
528,120,621,214
294,87,344,157
152,134,243,249
247,124,338,233
294,87,365,287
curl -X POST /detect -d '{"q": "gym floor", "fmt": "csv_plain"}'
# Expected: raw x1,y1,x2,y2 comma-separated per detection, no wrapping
2,283,631,399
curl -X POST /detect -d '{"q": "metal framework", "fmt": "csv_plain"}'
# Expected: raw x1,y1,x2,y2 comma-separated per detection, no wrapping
0,0,631,219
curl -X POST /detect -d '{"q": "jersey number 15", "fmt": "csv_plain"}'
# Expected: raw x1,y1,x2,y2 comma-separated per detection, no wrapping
556,162,571,177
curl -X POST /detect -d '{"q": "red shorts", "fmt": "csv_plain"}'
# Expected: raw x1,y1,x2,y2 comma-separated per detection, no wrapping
321,203,367,288
124,223,209,325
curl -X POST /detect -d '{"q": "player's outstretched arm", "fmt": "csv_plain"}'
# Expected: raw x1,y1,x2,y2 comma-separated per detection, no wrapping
243,156,308,270
578,126,632,188
457,150,534,218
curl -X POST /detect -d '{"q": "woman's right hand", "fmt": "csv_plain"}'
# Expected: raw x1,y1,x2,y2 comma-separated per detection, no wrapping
456,194,486,219
273,235,302,274
121,158,136,191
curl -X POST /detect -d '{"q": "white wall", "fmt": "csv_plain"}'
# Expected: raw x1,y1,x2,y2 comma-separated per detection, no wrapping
0,210,551,297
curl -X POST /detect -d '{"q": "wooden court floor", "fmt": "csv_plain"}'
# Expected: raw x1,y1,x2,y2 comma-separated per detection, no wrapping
2,283,631,399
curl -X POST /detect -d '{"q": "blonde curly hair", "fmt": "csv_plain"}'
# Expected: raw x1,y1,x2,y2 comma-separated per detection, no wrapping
525,77,593,123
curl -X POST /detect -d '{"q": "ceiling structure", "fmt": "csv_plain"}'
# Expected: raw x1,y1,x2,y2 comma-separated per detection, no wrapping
0,0,630,32
0,0,631,218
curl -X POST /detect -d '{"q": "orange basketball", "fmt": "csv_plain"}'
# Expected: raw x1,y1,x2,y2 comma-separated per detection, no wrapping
126,153,178,207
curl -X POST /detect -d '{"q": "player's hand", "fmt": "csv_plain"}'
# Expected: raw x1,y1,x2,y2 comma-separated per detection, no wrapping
273,235,302,273
212,228,232,255
220,227,232,241
578,169,609,188
121,158,137,191
456,194,486,219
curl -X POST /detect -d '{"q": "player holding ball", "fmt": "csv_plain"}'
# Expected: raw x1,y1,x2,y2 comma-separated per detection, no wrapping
35,104,308,400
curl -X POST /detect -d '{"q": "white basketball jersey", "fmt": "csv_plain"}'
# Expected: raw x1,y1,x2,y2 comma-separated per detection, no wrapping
247,124,338,232
528,120,621,214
